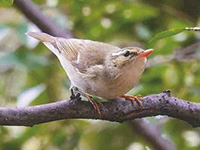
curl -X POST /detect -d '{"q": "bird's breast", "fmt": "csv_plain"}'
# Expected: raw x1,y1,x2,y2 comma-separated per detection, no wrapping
87,57,147,99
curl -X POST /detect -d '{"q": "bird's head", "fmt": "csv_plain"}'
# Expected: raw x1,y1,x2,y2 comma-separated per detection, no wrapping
110,47,153,68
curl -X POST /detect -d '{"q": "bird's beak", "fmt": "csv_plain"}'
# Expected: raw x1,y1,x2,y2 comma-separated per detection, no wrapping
138,49,153,57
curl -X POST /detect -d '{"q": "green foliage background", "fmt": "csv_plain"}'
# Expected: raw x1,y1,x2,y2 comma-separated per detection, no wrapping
0,0,200,149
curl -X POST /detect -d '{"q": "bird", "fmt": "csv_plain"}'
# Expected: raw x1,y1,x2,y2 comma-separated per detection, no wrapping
26,32,153,115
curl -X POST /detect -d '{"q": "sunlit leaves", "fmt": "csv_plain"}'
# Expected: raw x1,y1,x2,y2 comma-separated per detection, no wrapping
121,3,158,21
67,1,158,40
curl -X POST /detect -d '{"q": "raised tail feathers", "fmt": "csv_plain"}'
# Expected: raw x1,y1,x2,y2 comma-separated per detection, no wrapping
26,32,55,43
26,31,61,56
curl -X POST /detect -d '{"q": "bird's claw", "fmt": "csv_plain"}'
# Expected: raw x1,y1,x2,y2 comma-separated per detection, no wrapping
70,89,81,101
120,94,143,109
87,96,103,116
70,87,103,116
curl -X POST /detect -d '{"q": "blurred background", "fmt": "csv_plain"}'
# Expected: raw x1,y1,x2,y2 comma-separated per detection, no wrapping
0,0,200,150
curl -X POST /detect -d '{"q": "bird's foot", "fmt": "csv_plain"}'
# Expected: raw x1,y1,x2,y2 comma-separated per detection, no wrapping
70,86,103,116
70,88,81,101
86,95,103,116
120,94,143,109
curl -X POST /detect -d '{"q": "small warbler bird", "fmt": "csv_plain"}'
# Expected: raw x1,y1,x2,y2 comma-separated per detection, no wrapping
26,32,153,115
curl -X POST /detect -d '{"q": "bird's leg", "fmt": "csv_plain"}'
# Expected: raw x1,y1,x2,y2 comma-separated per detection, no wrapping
70,86,102,116
120,94,143,109
70,87,81,101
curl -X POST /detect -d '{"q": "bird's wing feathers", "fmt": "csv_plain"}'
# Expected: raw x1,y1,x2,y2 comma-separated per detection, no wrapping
56,38,79,61
55,37,120,73
26,32,120,73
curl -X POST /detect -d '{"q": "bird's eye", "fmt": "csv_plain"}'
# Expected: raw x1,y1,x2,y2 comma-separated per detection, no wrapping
123,51,131,57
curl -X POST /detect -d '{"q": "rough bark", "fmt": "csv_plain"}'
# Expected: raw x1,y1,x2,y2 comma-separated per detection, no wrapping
0,91,199,127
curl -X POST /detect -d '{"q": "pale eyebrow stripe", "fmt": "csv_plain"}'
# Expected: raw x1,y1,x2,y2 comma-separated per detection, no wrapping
111,51,123,56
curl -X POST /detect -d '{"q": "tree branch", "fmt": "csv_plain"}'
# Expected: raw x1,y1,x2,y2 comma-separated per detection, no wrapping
13,0,73,38
0,91,199,127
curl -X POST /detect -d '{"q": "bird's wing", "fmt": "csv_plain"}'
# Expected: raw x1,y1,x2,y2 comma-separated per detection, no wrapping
55,37,120,73
26,32,120,73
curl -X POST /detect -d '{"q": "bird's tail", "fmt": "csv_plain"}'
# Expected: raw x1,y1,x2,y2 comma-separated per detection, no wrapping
26,31,62,56
26,32,55,43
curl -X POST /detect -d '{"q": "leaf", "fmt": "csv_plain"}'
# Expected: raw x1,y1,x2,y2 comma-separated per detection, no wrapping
149,27,200,43
149,28,186,43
